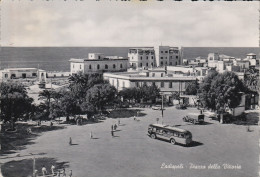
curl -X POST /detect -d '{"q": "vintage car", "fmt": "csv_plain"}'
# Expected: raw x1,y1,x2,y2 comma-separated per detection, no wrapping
183,113,204,124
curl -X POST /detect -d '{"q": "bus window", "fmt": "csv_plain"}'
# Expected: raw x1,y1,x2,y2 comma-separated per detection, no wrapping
174,132,178,137
179,133,185,138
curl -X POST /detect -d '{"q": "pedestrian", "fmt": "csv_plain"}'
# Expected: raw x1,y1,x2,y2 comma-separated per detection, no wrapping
69,137,72,145
90,131,93,139
69,170,72,177
57,170,61,177
42,165,47,176
134,116,136,121
114,124,117,130
51,164,55,175
111,125,114,131
62,168,66,177
111,130,114,137
118,118,120,125
33,169,38,177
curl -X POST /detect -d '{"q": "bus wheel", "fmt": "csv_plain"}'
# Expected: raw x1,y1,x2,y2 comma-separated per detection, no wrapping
151,134,156,139
170,138,176,145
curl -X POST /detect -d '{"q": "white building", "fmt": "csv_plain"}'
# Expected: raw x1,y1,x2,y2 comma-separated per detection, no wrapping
103,70,197,102
0,68,47,81
70,53,128,75
154,45,182,67
128,48,155,69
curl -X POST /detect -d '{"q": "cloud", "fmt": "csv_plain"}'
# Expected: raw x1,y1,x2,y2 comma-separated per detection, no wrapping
1,1,258,47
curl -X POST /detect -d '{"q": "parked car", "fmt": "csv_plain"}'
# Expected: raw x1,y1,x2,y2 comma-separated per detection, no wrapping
183,113,204,124
152,105,163,110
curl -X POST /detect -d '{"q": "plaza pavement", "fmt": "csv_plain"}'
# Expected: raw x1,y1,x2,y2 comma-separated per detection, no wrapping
2,107,259,177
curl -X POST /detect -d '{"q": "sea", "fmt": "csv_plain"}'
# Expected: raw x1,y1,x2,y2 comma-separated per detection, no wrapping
0,47,259,72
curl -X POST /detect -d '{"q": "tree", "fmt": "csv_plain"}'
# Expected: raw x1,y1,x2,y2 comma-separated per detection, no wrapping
199,71,246,113
83,84,117,113
0,82,33,130
185,80,199,95
139,85,160,103
68,72,106,103
38,89,56,119
171,91,180,104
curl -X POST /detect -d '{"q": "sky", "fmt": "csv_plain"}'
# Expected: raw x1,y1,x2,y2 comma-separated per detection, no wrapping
1,0,259,47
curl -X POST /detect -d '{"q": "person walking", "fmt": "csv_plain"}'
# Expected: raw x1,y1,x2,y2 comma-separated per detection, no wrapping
118,118,120,125
111,125,114,131
111,129,114,137
62,168,66,177
114,124,117,131
90,131,93,139
69,170,72,177
69,137,72,145
51,164,55,175
41,165,47,176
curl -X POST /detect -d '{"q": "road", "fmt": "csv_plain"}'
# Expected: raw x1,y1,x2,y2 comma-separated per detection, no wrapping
3,107,259,177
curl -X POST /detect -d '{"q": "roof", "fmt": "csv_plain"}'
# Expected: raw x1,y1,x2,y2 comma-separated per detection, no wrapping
247,53,256,56
150,124,188,133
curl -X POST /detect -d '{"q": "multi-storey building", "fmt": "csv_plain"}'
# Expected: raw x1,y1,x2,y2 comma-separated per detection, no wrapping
154,46,181,67
103,69,196,102
70,53,128,75
128,48,155,69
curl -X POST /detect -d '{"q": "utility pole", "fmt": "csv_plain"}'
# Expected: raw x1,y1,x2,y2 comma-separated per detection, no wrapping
161,94,164,125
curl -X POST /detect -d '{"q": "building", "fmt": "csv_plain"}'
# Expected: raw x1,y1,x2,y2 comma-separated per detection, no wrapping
128,48,155,69
70,53,128,75
154,45,182,67
103,69,196,102
0,68,46,81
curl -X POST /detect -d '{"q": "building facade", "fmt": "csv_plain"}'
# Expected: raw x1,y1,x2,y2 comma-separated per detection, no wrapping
128,48,155,69
103,70,197,96
70,53,128,75
154,46,182,67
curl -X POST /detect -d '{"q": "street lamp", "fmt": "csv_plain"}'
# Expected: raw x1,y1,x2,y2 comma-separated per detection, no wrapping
161,93,164,125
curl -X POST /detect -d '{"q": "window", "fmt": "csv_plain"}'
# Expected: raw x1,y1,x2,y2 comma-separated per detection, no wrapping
151,56,153,59
160,57,163,59
161,73,163,77
152,82,156,86
176,61,178,65
140,56,142,60
143,82,147,86
161,82,164,88
176,56,178,59
113,64,116,69
152,73,155,77
165,57,167,59
165,51,168,53
97,64,100,70
32,73,37,77
146,56,148,59
120,64,123,68
140,63,143,67
89,65,92,69
169,82,172,88
161,61,163,65
146,63,148,67
165,62,167,65
170,62,172,65
161,51,163,53
105,64,108,69
170,56,172,59
151,63,153,66
135,82,139,87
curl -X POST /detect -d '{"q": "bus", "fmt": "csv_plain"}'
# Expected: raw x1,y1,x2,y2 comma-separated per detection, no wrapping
148,124,192,145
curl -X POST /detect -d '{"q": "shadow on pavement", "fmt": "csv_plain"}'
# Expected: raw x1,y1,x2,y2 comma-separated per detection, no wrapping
108,109,146,119
1,157,69,177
